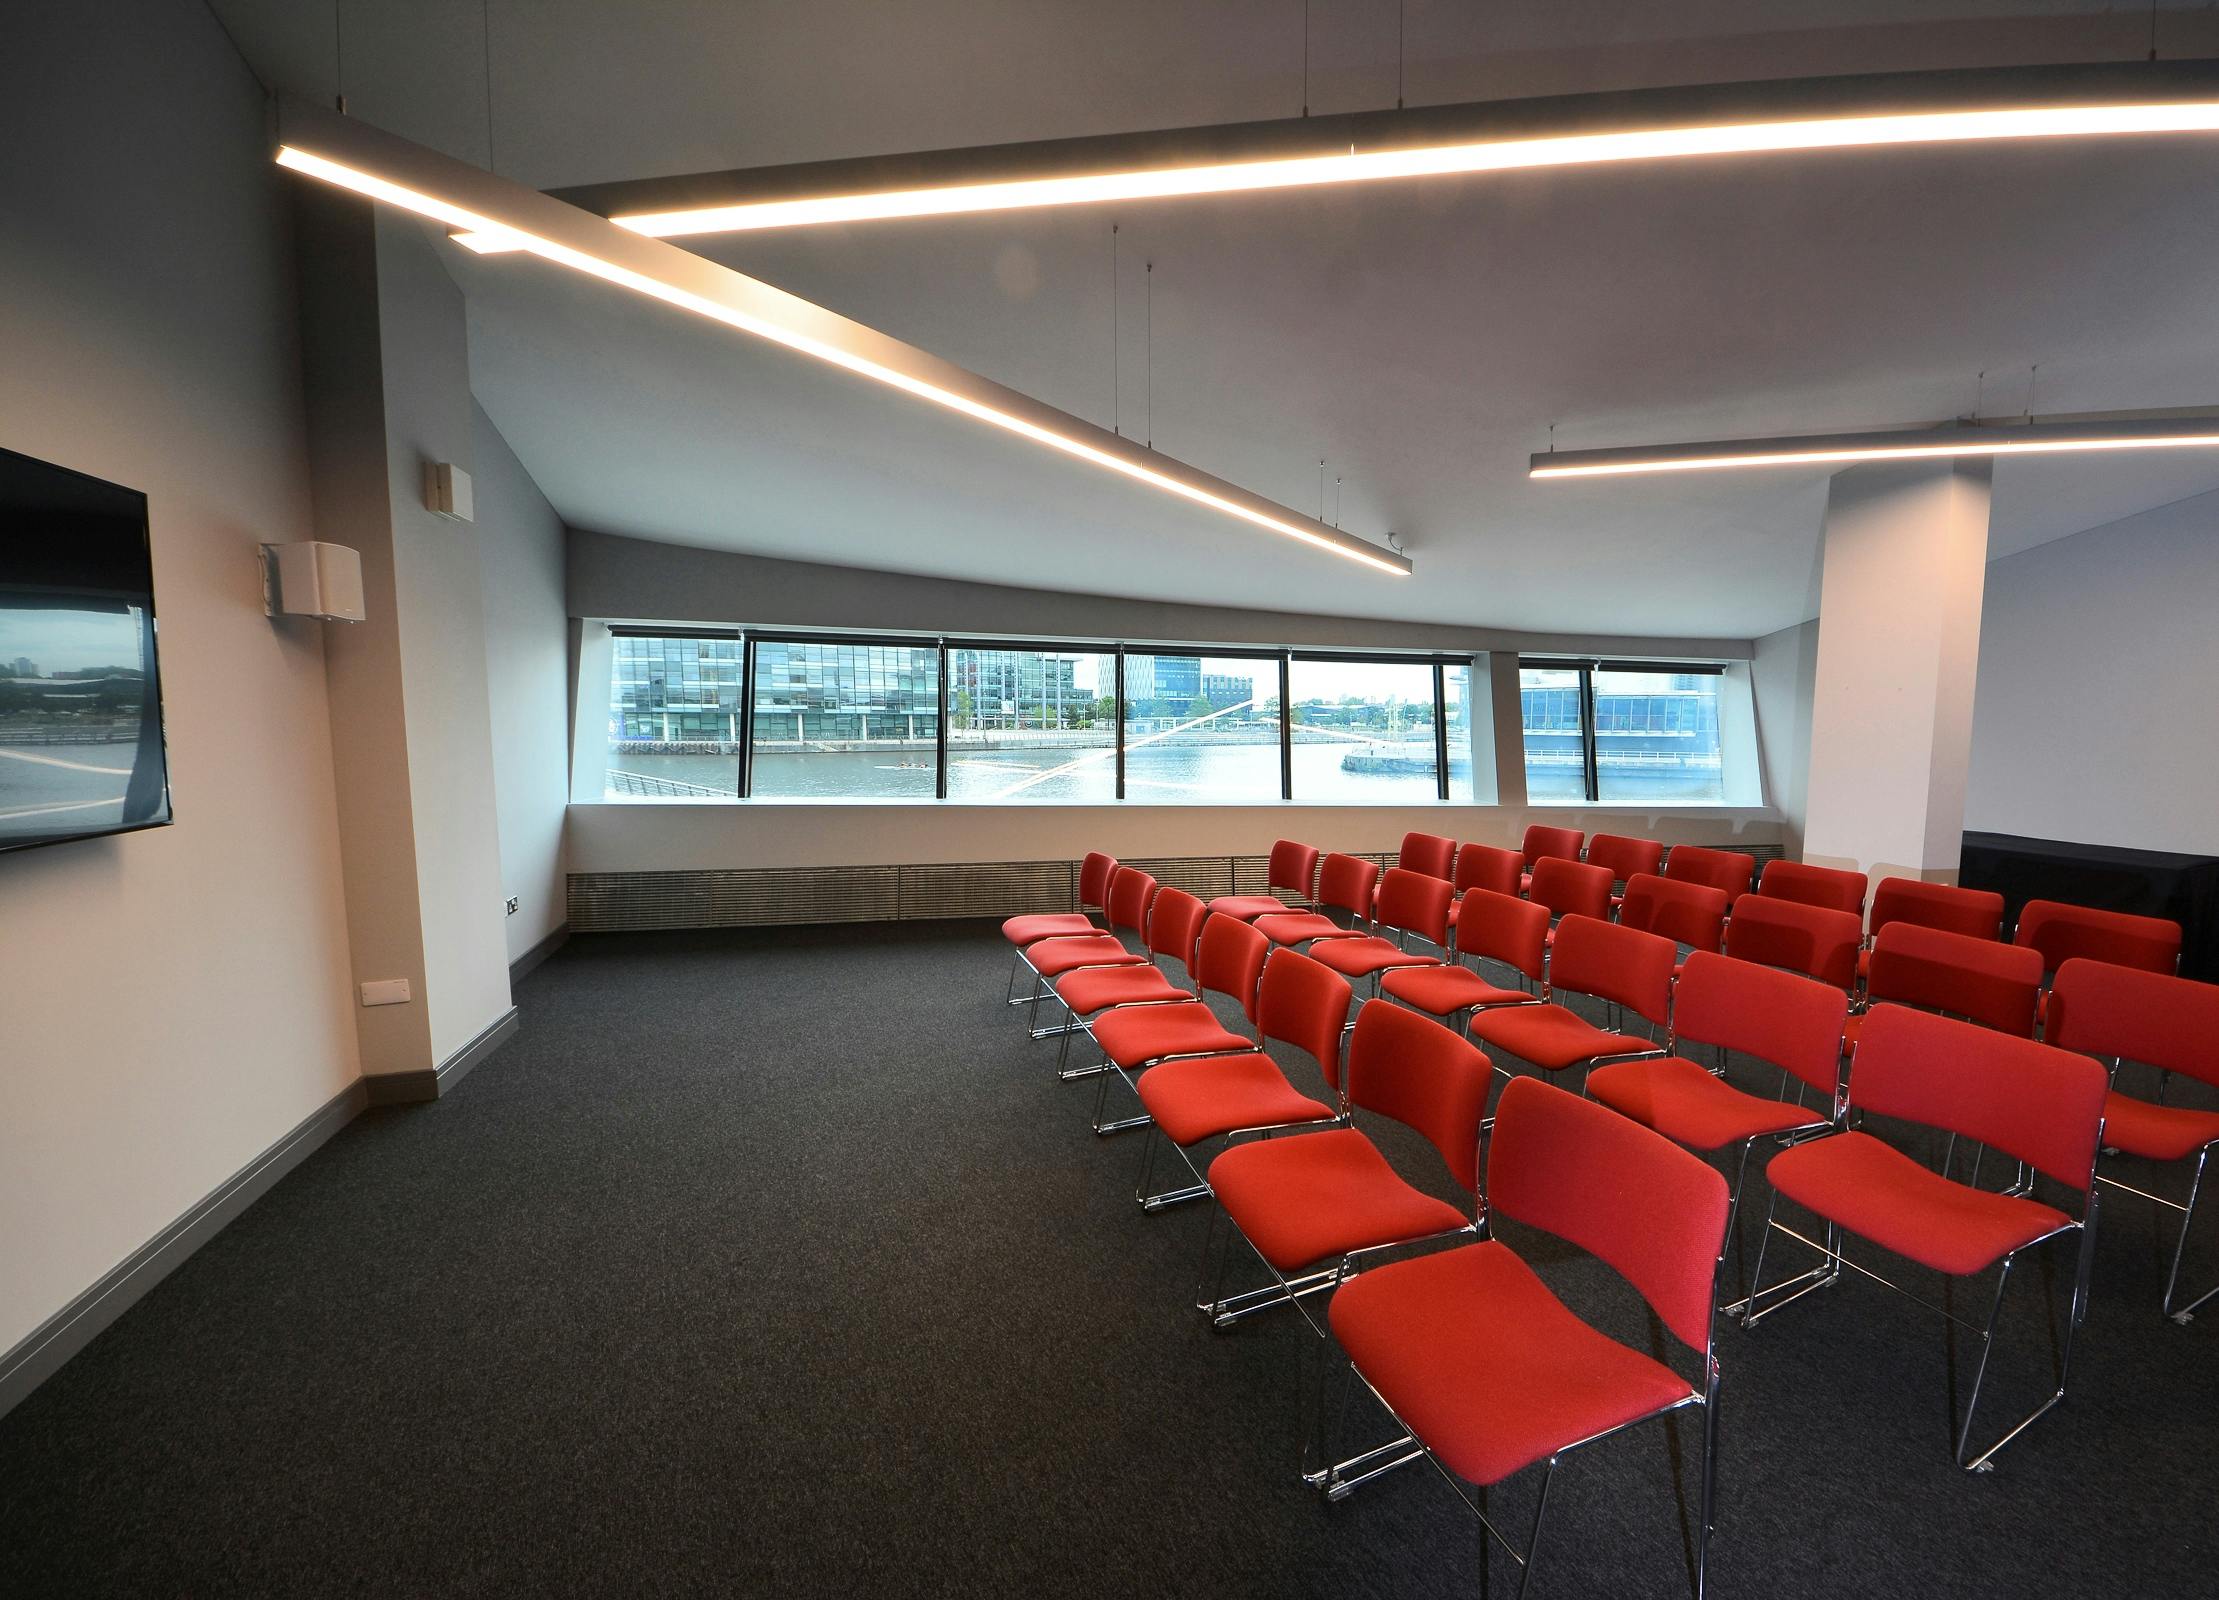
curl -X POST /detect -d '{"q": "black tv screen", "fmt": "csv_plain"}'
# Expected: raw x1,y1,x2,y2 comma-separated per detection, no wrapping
0,446,172,853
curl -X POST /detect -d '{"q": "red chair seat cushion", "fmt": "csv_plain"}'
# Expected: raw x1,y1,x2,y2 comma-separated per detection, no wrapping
1767,1131,2073,1276
1469,1004,1657,1073
1054,966,1190,1016
1135,1053,1334,1147
1253,912,1366,946
1587,1057,1831,1152
1309,937,1441,980
1091,1002,1255,1069
1329,1240,1695,1487
1209,894,1290,921
1026,936,1147,979
1209,1128,1469,1273
1002,912,1096,946
1380,965,1537,1016
2100,1091,2219,1163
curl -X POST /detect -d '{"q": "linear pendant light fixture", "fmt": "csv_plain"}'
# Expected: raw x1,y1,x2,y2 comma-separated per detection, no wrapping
1529,412,2219,479
271,99,1409,576
447,58,2219,250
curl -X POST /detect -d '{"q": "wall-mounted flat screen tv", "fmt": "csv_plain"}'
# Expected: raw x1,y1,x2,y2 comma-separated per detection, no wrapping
0,446,172,853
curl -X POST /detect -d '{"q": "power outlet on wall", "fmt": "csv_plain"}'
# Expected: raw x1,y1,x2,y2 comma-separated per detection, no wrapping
505,896,519,916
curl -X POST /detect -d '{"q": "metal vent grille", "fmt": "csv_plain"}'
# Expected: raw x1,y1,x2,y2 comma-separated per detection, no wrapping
896,860,1074,920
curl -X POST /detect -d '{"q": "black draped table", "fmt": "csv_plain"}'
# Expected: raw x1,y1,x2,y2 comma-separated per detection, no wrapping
1958,831,2219,982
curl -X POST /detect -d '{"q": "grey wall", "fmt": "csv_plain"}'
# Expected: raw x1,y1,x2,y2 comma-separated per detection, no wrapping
1751,618,1820,861
0,1,359,1358
1967,491,2219,855
474,404,571,960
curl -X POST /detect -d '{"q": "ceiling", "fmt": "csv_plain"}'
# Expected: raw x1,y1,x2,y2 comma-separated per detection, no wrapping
213,2,2219,637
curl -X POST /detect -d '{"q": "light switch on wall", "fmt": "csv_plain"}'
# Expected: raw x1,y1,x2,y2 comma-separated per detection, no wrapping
359,979,412,1007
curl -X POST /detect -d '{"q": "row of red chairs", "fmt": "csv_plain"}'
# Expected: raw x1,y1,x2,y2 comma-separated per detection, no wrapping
992,845,2218,1595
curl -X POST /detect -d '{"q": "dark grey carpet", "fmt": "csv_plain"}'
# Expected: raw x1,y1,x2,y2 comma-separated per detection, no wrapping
2,921,2214,1598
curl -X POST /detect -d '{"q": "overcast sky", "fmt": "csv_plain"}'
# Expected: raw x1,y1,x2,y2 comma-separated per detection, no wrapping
0,606,145,674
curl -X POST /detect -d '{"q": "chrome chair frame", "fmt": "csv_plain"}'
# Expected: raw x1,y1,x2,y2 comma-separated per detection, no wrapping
1125,1020,1357,1212
2089,1052,2219,1324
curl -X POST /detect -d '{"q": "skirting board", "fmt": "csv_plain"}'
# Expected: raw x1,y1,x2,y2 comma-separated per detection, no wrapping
0,1077,370,1423
362,1007,519,1106
509,923,569,984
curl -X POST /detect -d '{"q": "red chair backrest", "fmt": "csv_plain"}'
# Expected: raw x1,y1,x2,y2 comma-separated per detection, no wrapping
1266,838,1321,902
1663,844,1756,899
1847,1005,2108,1191
2014,899,2182,976
1193,913,1269,1017
1451,889,1549,983
1396,831,1457,881
1521,824,1586,871
1256,946,1355,1091
2048,959,2219,1093
1489,1078,1728,1352
1868,877,2004,944
1547,914,1676,1028
1078,851,1118,911
1866,922,2043,1037
1105,867,1157,938
1453,841,1523,899
1317,852,1381,920
1618,873,1728,954
1674,951,1848,1101
1145,887,1209,971
1725,893,1860,992
1585,832,1664,886
1346,999,1491,1192
1375,867,1454,948
1757,859,1868,919
1528,856,1612,924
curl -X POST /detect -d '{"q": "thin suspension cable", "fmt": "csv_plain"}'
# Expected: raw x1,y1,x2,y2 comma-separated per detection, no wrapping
482,0,496,174
1145,260,1153,449
1110,223,1120,435
334,0,346,112
1398,0,1406,110
1302,0,1310,117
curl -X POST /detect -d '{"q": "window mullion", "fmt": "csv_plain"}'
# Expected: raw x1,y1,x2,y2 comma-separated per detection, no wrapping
1579,663,1600,803
1278,653,1293,801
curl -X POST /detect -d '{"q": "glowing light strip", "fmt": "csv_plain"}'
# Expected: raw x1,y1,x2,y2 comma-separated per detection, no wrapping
451,97,2219,250
1529,423,2219,478
273,115,1406,576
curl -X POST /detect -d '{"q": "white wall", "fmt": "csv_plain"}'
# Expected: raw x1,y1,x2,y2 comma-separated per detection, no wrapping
1968,489,2219,855
474,403,571,959
0,2,359,1357
1750,618,1819,861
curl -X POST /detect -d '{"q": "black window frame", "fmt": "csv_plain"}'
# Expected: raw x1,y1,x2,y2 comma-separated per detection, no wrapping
1517,655,1728,804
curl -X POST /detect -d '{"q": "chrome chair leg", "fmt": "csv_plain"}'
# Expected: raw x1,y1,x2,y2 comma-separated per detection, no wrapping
2162,1145,2216,1324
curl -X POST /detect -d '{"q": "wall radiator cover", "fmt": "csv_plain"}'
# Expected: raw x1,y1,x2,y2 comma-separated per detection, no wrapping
569,844,1782,932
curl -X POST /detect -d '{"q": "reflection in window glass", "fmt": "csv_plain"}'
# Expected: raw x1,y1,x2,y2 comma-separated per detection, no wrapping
1593,669,1724,803
1122,654,1282,802
945,646,1117,801
1289,658,1439,802
1518,665,1588,802
605,635,743,800
1443,663,1476,802
750,640,940,799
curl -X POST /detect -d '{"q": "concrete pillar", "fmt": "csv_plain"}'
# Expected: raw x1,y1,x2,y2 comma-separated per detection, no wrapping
1802,460,1991,884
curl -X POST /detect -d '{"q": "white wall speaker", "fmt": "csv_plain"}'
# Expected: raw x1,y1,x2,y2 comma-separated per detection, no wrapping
423,461,474,521
261,541,366,623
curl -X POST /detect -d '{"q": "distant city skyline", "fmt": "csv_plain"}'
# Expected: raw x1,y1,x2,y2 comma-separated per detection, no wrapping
0,606,147,675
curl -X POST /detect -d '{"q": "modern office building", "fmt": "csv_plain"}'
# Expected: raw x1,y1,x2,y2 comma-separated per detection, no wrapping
7,5,2219,1597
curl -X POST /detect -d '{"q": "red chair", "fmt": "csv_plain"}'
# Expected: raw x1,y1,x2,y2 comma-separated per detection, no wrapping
1589,952,1849,1298
2014,899,2182,977
1395,830,1458,882
1585,831,1664,902
1014,866,1153,1029
1526,856,1612,929
1842,922,2042,1055
1381,889,1547,1028
1085,912,1272,1134
1211,839,1321,921
1517,823,1585,894
1316,1078,1725,1598
1744,1004,2107,1471
1311,868,1453,992
1000,851,1117,1002
2049,958,2219,1322
1470,915,1672,1096
1618,872,1728,955
1860,876,2005,982
1724,892,1860,992
1757,858,1868,920
1202,1001,1488,1329
1452,841,1522,900
1129,948,1355,1211
1663,844,1756,900
1255,853,1380,947
1048,886,1216,1076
